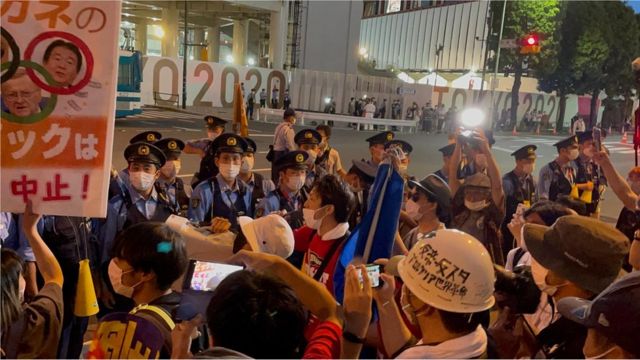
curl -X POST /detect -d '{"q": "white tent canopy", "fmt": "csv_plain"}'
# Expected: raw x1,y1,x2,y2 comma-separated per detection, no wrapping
417,73,448,86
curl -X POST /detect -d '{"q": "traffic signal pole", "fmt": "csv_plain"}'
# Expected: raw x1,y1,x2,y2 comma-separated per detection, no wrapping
489,0,507,128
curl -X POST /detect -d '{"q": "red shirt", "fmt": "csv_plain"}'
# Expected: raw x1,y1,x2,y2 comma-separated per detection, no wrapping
302,321,342,359
297,226,344,295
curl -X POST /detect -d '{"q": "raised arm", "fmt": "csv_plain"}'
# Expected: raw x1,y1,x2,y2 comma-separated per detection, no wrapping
593,151,637,210
21,201,63,287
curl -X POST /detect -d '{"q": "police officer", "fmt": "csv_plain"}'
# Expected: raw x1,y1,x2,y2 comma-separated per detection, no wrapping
384,139,413,177
365,131,394,166
188,134,253,228
239,137,274,216
186,115,228,187
294,129,326,189
574,131,606,216
257,150,309,230
537,135,580,201
270,108,297,183
346,159,377,228
501,145,537,256
154,138,190,217
109,131,162,199
98,142,175,314
433,143,455,183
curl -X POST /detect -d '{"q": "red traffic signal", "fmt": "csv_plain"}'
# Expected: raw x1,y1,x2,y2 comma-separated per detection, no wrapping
520,34,541,54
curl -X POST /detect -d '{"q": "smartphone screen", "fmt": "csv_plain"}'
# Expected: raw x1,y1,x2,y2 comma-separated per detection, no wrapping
359,264,382,288
593,128,602,152
186,260,243,292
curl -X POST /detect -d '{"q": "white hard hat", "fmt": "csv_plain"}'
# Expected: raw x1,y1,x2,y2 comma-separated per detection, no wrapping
397,229,495,313
238,214,294,258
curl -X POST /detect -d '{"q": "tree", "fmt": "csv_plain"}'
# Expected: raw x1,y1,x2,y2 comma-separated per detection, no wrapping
489,0,561,126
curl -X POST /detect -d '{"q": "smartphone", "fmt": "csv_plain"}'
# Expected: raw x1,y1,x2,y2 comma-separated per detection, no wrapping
184,260,244,292
593,127,602,152
359,264,383,288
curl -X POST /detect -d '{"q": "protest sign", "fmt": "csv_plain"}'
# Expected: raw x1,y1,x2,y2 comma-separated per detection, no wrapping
1,1,121,217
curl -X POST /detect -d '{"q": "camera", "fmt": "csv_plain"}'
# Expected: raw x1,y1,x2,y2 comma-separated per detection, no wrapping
494,264,541,314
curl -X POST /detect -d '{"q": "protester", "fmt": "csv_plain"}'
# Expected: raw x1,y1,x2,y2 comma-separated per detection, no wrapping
270,108,297,183
393,174,451,255
1,202,63,359
297,175,355,293
537,135,580,201
523,215,629,358
189,134,253,227
557,271,639,358
95,222,188,358
315,125,346,178
171,250,342,359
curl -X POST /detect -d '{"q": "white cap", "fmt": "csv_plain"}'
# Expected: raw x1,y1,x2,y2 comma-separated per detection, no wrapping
238,214,294,258
397,229,495,313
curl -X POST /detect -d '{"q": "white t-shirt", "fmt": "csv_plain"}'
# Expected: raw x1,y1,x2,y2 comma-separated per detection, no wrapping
396,325,487,359
364,103,376,118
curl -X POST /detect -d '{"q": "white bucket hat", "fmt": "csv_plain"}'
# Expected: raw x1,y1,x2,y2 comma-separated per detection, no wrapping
238,214,294,259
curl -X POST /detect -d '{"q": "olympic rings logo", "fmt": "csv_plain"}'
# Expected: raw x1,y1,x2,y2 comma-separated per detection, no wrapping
1,27,94,124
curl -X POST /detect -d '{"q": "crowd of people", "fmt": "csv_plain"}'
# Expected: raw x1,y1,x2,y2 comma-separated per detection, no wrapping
2,107,640,359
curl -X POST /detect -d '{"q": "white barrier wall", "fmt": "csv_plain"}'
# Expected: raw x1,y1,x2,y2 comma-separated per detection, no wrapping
139,56,582,128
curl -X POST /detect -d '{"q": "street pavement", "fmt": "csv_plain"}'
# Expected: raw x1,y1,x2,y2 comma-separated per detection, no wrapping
114,107,636,222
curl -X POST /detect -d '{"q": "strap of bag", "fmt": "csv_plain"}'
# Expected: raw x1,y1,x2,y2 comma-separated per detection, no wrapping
313,231,349,282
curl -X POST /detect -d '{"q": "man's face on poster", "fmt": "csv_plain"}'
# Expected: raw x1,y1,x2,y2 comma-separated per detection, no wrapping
2,72,42,117
44,46,80,87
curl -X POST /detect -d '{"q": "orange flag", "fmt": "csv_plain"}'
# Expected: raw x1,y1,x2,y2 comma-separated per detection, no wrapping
233,83,249,137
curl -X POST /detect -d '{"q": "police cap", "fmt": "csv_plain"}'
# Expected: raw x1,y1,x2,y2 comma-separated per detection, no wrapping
129,131,162,144
124,142,166,168
294,129,322,146
204,115,228,130
384,139,413,154
274,150,309,171
366,131,395,146
154,138,185,160
438,143,456,157
212,133,248,154
348,159,377,185
244,137,257,153
511,145,537,160
553,135,579,150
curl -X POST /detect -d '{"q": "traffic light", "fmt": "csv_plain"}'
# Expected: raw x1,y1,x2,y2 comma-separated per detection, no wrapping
520,34,541,54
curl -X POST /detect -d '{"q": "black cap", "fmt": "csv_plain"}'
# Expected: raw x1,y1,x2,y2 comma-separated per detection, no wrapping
154,138,185,160
204,115,227,130
124,142,166,167
553,135,579,150
576,131,593,144
211,133,248,154
274,150,308,171
244,137,257,153
294,129,322,145
349,159,377,184
129,131,162,144
408,174,451,214
511,145,537,160
384,139,413,154
485,130,496,146
366,131,394,146
283,108,296,119
438,143,456,157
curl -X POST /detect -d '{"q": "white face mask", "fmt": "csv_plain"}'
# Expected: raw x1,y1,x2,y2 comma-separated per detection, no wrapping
130,171,156,192
568,148,580,161
303,207,328,230
160,160,180,179
405,199,423,221
465,199,489,212
241,156,254,173
531,260,567,296
108,259,141,298
287,174,306,192
522,163,535,175
219,163,240,181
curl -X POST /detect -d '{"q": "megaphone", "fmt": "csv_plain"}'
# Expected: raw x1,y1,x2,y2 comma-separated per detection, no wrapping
569,185,579,200
74,259,99,317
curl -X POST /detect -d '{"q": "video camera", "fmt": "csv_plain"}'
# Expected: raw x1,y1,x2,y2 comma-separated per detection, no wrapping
494,264,541,314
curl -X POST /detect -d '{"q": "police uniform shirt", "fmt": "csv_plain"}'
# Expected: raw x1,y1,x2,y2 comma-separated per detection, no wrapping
273,122,296,152
157,178,191,207
503,172,536,203
99,182,161,263
257,188,305,217
537,161,578,200
188,173,253,223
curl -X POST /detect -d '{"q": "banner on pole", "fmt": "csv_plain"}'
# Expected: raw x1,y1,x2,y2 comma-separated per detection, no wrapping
1,1,121,217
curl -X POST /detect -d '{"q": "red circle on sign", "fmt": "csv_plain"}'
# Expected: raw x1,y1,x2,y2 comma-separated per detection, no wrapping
23,31,94,95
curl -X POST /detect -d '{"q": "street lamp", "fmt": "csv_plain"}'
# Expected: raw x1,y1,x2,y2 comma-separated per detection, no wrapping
359,47,368,56
247,57,255,66
152,25,165,38
226,54,234,64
